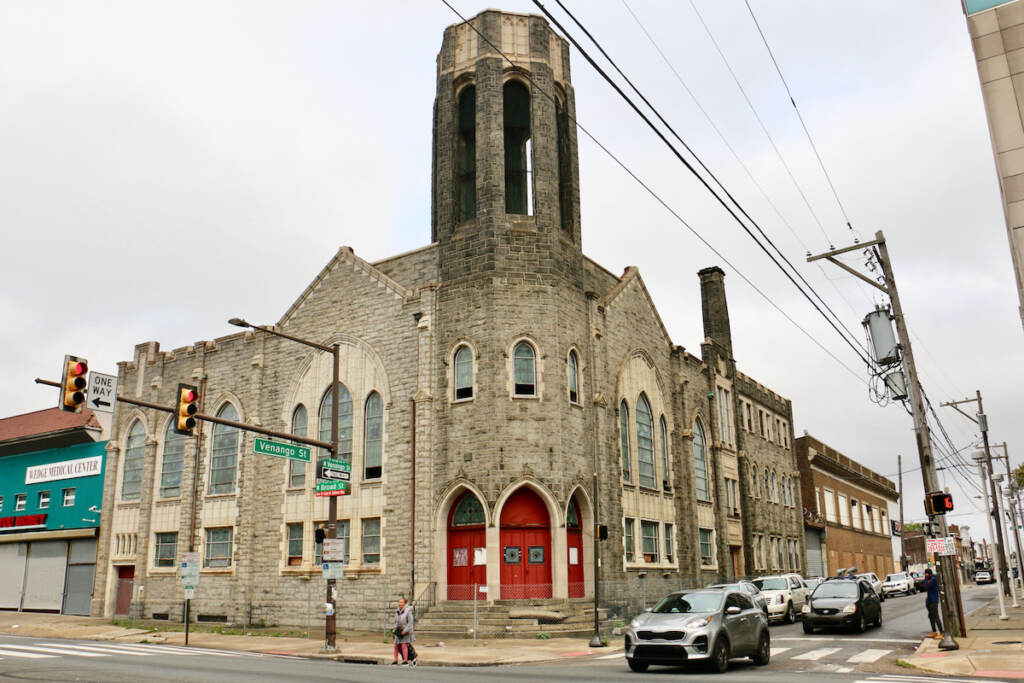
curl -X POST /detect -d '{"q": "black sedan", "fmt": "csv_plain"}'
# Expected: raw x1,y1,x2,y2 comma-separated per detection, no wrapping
801,577,882,634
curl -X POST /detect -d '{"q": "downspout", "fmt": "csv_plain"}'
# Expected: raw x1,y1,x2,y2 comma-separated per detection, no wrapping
410,397,416,605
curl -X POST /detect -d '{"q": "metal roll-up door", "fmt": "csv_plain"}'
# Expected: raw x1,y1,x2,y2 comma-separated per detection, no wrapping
805,529,823,578
21,540,68,611
62,539,97,615
0,543,27,609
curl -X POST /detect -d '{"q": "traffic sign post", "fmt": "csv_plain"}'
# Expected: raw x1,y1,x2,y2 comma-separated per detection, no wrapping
87,372,118,413
180,551,200,646
317,458,351,481
254,437,311,462
315,480,349,497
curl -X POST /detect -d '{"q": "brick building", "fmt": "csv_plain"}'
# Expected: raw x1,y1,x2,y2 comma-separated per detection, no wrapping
91,10,804,628
795,435,898,578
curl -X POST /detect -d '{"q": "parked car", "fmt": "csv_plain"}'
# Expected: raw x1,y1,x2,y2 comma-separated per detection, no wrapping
706,581,768,616
911,571,927,591
801,577,883,633
857,572,886,601
882,572,915,596
625,589,770,673
975,570,993,584
805,577,824,593
752,574,809,624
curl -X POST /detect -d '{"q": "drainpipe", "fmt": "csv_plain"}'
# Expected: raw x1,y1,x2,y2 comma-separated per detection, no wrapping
410,397,416,607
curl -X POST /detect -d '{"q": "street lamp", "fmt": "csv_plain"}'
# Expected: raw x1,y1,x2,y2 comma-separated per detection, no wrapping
229,317,342,651
973,450,1008,620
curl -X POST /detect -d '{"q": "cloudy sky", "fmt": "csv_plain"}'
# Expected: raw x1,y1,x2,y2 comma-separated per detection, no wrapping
2,1,1021,552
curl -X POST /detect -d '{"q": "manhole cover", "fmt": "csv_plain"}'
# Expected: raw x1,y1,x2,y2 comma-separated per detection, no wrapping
992,640,1021,645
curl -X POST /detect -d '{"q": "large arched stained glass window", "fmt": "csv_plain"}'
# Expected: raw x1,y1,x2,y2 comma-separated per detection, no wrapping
122,420,146,500
452,493,485,526
160,419,186,498
319,384,353,464
693,420,710,502
636,394,655,489
289,405,307,488
210,403,240,494
659,416,669,490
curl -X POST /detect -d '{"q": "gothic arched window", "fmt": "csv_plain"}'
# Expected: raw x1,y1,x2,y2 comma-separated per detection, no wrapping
503,80,532,215
513,342,536,396
454,345,474,400
289,405,307,488
210,403,240,494
620,400,631,482
452,493,485,526
160,419,186,498
556,97,572,233
659,416,670,490
319,384,353,464
122,420,146,501
457,86,476,222
693,420,710,502
364,392,383,480
567,349,579,403
636,394,655,489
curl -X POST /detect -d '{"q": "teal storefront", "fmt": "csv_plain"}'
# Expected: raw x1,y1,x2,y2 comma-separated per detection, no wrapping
0,440,106,614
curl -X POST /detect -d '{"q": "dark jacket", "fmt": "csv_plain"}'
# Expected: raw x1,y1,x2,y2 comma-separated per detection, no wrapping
923,575,940,604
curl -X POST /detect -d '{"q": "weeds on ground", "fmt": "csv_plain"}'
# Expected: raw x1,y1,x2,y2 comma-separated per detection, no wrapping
536,632,551,640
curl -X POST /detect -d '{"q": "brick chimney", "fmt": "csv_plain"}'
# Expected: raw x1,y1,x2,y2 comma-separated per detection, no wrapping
698,266,732,358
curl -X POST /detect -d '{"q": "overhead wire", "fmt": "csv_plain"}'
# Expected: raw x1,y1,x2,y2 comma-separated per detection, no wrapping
439,0,871,385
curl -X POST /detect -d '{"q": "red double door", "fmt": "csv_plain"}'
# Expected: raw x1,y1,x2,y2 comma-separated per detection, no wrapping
447,493,487,601
500,488,552,599
566,499,584,598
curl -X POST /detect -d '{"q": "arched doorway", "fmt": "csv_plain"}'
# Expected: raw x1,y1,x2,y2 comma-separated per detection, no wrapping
500,488,551,599
566,497,584,598
447,492,487,600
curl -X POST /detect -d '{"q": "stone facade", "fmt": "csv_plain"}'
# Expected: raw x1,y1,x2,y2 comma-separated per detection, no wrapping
795,434,898,579
91,9,804,628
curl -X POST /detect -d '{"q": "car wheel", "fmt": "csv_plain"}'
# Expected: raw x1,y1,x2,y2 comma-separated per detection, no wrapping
751,632,770,666
802,620,814,634
709,636,730,674
875,608,883,628
627,659,648,673
784,603,795,624
856,612,867,634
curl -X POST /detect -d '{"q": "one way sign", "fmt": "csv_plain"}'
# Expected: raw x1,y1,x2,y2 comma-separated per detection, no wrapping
87,372,118,414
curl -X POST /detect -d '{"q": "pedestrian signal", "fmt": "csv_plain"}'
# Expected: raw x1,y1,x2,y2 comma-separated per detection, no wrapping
174,383,199,435
925,491,954,515
60,355,88,412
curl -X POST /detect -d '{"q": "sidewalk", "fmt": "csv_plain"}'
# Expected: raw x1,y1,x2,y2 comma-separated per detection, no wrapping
899,593,1024,679
0,610,620,666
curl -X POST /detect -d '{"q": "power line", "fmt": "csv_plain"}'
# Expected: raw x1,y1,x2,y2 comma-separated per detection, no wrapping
686,0,834,248
439,0,871,385
743,0,857,238
533,0,883,379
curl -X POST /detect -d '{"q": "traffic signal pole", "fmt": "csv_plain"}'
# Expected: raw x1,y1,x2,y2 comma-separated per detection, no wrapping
810,230,964,645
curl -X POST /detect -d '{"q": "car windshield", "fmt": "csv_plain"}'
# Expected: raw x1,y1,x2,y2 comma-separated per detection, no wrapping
753,578,788,591
652,593,723,614
813,582,858,599
886,574,905,582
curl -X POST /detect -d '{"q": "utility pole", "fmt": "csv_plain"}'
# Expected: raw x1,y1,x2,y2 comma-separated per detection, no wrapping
941,392,1011,597
810,230,964,646
973,451,1008,620
899,454,907,571
992,443,1024,594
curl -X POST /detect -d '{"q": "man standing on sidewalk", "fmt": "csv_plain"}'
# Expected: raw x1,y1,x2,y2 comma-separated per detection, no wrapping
923,568,943,639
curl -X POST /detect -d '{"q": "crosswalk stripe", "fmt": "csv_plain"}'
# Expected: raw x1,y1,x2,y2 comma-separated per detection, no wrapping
792,647,842,660
845,648,892,663
0,648,55,659
769,647,791,657
39,643,159,656
597,652,623,659
136,643,241,657
0,644,108,657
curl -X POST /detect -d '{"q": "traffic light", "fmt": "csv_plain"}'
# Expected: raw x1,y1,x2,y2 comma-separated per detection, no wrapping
596,524,608,541
60,355,88,412
315,525,326,544
925,491,954,515
174,383,199,435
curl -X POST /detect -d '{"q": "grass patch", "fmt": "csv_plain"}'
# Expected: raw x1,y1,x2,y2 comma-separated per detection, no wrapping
536,632,551,640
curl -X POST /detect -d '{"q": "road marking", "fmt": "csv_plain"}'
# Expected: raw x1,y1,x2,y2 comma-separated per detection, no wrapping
769,647,791,656
39,643,159,656
773,636,919,644
792,647,842,660
846,648,891,663
136,644,242,657
0,648,55,659
0,644,108,657
861,676,1010,683
836,667,853,673
597,652,623,659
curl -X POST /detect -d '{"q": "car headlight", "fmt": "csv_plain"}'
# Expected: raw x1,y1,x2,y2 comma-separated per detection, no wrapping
686,615,712,628
630,619,641,629
842,604,856,614
801,604,810,614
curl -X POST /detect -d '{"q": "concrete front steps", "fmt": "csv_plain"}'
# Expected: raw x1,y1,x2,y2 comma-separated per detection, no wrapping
416,598,612,638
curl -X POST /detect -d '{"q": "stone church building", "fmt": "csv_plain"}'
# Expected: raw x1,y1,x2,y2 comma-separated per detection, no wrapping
91,10,804,628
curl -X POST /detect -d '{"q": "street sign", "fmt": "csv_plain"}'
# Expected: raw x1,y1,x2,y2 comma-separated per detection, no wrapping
322,562,344,579
184,587,195,600
925,537,956,556
315,480,349,497
254,437,311,462
322,539,345,561
87,372,118,414
180,551,200,589
318,458,351,481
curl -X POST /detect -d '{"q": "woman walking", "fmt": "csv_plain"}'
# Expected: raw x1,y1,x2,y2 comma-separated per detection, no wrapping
392,596,416,665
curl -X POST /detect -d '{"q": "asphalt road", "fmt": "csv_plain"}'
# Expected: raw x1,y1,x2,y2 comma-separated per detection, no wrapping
0,586,998,682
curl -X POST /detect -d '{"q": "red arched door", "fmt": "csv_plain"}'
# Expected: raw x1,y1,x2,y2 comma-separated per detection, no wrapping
567,498,584,598
500,488,551,599
447,492,487,600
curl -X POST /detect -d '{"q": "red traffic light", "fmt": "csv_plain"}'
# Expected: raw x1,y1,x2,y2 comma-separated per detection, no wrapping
174,383,200,435
60,355,88,412
925,491,954,515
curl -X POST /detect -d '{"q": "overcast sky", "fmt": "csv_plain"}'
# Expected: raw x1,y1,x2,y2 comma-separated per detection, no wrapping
2,1,1020,552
